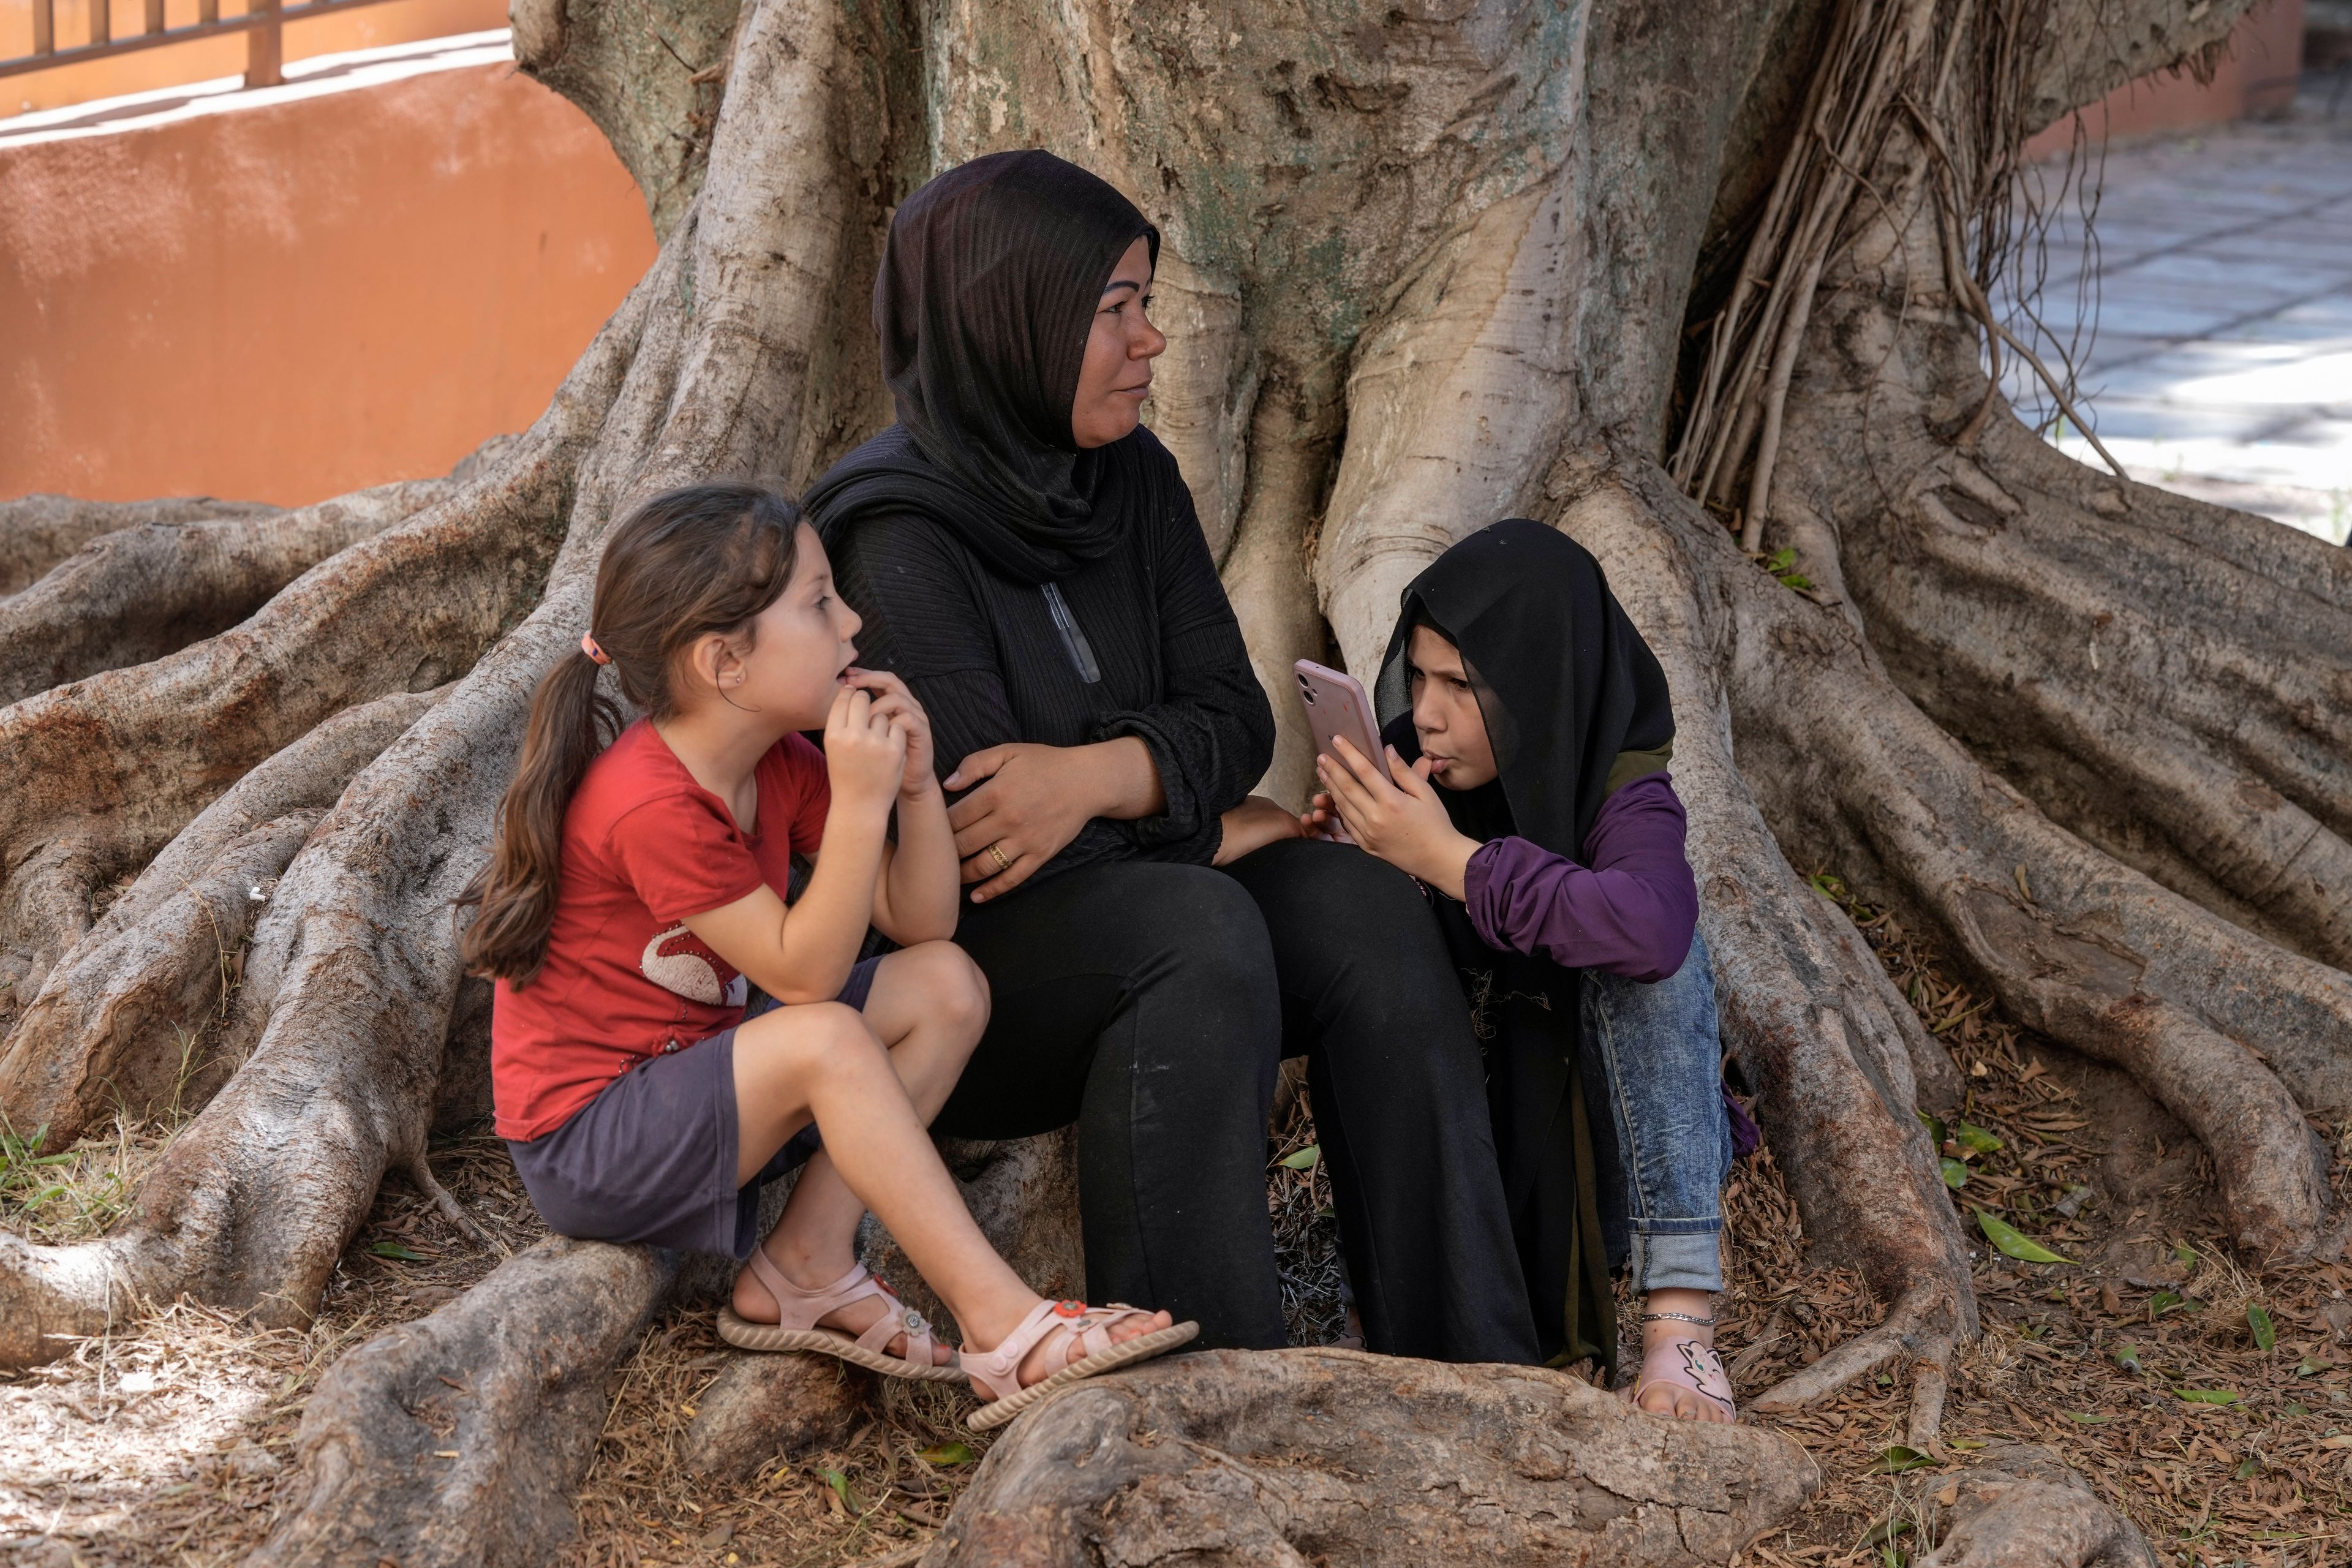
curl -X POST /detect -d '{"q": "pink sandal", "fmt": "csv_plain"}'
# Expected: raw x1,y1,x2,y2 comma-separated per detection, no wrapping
1625,1322,1738,1421
961,1298,1199,1431
717,1256,963,1382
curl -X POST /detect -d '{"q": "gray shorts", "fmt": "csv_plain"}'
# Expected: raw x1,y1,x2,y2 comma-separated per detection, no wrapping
507,957,880,1259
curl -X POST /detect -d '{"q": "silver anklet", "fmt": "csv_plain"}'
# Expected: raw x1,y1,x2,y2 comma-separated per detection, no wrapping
1641,1311,1715,1327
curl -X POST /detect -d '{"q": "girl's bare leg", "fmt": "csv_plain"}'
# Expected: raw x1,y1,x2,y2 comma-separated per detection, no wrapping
728,974,1170,1383
731,942,987,1361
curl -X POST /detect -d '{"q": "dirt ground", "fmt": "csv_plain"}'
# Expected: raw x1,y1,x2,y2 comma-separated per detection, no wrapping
3,874,2346,1567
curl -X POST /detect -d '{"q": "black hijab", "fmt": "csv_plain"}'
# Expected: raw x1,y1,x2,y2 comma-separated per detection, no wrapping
1371,518,1676,1371
804,151,1163,584
1374,517,1675,861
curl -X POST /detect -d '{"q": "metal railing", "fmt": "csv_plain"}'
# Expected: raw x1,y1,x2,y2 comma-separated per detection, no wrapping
4,0,403,87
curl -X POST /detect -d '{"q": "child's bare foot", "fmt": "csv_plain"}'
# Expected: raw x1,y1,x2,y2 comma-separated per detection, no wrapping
730,1252,956,1366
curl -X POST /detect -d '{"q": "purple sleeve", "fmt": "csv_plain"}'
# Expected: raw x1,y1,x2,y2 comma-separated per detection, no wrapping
1461,773,1698,982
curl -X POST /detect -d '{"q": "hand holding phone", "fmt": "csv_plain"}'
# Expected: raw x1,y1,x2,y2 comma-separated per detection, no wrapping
1292,660,1382,844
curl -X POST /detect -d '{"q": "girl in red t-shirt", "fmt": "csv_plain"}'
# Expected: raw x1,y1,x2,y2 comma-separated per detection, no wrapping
462,483,1194,1429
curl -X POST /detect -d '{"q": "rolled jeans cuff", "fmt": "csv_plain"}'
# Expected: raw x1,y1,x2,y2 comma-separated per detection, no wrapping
1629,1228,1724,1294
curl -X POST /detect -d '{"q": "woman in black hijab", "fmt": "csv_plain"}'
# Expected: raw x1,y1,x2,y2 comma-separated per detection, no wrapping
809,151,1539,1361
1311,519,1744,1416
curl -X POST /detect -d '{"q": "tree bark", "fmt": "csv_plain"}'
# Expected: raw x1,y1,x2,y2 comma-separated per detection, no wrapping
1918,1446,2159,1568
923,1348,1818,1568
0,0,2337,1559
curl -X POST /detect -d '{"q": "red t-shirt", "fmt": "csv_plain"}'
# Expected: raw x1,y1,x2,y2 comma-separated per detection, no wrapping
491,720,831,1140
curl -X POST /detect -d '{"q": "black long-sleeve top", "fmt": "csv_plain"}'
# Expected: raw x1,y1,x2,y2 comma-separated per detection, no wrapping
829,434,1275,887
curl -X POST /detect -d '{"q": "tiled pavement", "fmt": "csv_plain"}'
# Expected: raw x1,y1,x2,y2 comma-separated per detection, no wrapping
2000,85,2352,543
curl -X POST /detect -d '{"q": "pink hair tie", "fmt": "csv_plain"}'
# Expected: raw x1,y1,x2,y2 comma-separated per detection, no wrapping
580,632,611,666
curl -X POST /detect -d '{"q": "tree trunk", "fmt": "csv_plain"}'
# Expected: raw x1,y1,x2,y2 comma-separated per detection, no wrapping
1,0,2335,1558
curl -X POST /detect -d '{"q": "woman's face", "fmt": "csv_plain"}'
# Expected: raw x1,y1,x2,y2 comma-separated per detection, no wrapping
1069,236,1165,449
1407,624,1499,791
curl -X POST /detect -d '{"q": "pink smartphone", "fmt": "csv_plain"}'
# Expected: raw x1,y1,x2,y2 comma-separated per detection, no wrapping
1293,659,1385,843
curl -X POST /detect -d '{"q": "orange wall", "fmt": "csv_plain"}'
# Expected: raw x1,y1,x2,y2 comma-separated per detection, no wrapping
4,0,514,115
2025,0,2308,159
0,56,657,505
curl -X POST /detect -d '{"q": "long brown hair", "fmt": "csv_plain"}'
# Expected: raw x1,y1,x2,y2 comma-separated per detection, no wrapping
461,483,801,985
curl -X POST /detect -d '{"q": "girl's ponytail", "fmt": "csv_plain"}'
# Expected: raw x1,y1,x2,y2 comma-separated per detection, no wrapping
459,648,619,983
458,481,800,985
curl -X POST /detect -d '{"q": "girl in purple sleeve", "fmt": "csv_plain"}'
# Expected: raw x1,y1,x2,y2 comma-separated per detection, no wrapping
1308,518,1747,1423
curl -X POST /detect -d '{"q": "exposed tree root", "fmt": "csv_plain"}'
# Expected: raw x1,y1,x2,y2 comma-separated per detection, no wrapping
1216,388,1340,808
1653,437,2342,1259
0,688,442,1148
1796,311,2352,977
0,478,456,706
1317,178,1578,673
680,1352,874,1480
0,494,279,596
1918,1446,2158,1568
0,420,581,1002
1652,0,2346,1265
251,1238,674,1568
0,435,518,706
927,1346,1817,1566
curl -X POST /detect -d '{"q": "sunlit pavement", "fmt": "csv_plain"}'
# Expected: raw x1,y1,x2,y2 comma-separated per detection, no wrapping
2005,80,2352,544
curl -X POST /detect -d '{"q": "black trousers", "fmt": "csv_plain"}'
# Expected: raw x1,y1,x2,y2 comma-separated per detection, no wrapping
938,839,1539,1364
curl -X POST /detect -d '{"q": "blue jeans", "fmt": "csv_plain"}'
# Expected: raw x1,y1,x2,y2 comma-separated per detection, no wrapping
1580,928,1735,1294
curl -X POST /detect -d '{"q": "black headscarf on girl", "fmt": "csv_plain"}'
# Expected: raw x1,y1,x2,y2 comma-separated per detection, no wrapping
1370,517,1676,1370
1373,517,1674,861
803,150,1163,585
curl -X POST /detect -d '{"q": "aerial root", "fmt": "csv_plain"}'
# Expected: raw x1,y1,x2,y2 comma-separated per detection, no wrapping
403,1150,497,1252
253,1238,674,1568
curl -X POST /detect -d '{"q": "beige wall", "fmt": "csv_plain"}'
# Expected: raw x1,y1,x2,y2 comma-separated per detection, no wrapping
1,53,658,506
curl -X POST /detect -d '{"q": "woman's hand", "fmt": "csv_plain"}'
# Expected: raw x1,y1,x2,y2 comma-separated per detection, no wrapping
1212,795,1307,867
1300,790,1341,841
1316,736,1479,900
824,685,910,818
945,739,1158,902
842,668,937,801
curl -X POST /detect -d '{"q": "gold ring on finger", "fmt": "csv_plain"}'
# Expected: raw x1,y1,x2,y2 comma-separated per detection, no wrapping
988,842,1012,873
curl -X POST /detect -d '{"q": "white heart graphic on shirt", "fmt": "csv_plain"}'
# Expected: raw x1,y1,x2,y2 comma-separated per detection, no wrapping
641,924,748,1008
